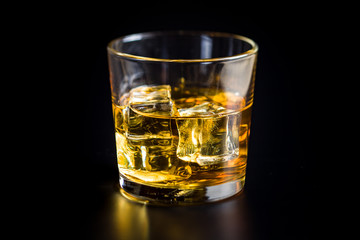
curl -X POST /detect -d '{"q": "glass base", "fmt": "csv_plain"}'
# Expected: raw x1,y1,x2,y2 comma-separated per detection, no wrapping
119,174,244,206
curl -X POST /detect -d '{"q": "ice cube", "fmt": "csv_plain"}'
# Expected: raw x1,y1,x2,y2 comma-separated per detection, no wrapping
126,85,175,139
176,102,240,166
177,101,226,117
125,85,178,171
129,85,176,116
130,85,171,103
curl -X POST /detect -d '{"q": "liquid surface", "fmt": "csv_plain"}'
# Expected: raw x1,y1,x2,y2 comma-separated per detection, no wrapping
113,85,251,189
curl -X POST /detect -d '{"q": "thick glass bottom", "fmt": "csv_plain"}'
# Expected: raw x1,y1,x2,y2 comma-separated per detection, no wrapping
119,174,245,206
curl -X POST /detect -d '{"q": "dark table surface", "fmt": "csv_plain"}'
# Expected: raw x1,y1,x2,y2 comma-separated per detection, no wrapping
76,154,320,240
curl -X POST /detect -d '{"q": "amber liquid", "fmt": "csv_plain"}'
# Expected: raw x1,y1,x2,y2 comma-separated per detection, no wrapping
113,85,252,189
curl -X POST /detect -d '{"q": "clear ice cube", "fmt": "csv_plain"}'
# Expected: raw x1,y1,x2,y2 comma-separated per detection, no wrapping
130,85,172,104
176,102,240,166
177,101,226,116
127,85,175,139
129,85,175,115
124,85,178,172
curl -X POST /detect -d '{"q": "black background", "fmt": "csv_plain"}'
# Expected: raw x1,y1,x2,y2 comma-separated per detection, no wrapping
63,2,340,239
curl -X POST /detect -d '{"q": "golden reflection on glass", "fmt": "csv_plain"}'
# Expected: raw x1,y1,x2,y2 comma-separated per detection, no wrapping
113,192,149,240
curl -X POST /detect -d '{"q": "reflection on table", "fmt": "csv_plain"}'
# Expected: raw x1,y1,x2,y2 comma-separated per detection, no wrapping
90,184,252,240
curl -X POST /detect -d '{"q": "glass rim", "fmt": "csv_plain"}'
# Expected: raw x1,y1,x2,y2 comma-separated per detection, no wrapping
107,30,258,63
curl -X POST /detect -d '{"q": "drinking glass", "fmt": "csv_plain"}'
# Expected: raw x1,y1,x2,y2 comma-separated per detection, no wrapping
107,31,258,205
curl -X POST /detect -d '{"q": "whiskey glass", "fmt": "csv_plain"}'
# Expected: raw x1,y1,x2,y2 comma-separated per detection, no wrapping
107,31,258,205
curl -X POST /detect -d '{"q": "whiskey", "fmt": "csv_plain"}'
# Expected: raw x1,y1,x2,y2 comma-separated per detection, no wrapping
113,85,251,189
